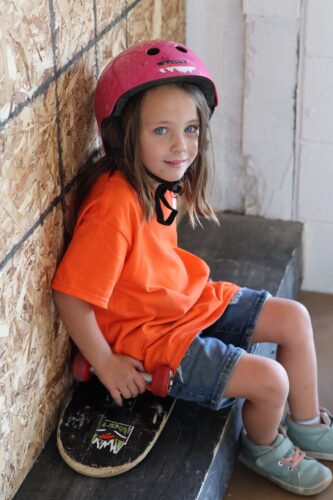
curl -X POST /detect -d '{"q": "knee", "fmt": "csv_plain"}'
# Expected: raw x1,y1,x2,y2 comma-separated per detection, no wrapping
254,297,313,347
283,300,313,345
254,358,289,406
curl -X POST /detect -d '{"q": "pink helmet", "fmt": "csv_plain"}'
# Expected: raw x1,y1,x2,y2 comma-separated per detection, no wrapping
95,39,218,132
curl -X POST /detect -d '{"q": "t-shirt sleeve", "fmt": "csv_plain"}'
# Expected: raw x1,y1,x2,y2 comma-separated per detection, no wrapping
52,202,129,309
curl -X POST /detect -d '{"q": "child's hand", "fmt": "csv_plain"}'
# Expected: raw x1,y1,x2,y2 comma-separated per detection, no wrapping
94,353,147,406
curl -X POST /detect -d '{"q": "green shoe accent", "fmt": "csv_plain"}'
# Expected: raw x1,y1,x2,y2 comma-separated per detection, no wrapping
286,408,333,460
239,429,332,496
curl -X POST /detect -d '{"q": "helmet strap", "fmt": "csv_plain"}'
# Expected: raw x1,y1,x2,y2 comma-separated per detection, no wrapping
145,169,183,226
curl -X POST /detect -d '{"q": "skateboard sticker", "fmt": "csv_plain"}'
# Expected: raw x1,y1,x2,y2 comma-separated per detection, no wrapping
91,420,134,455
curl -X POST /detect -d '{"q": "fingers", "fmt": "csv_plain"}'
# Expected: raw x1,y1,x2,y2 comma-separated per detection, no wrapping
127,375,146,396
121,359,147,394
134,371,147,394
110,388,123,407
110,372,147,406
120,376,146,399
131,358,145,372
99,355,148,405
110,384,139,406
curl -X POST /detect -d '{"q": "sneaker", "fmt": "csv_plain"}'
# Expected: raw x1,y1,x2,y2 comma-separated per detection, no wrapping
286,408,333,461
238,429,332,496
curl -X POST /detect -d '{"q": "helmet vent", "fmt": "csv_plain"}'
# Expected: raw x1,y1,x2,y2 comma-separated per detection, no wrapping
147,48,160,55
176,45,188,53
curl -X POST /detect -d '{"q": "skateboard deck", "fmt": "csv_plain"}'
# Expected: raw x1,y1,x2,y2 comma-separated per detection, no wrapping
57,377,175,477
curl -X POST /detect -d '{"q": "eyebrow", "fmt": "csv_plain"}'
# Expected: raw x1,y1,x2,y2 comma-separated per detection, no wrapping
148,119,200,125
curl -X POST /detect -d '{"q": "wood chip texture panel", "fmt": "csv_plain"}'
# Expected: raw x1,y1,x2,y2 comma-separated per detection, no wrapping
0,1,184,499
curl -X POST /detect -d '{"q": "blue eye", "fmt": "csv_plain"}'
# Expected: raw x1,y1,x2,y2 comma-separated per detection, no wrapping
185,125,199,134
154,127,167,135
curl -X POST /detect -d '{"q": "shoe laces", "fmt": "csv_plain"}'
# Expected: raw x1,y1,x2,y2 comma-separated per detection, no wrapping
320,407,333,427
277,427,305,471
279,447,305,471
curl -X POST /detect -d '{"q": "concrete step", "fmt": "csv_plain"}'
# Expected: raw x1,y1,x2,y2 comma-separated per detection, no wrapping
14,213,303,500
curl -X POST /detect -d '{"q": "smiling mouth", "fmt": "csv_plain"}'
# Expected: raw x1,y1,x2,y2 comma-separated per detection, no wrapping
164,160,187,166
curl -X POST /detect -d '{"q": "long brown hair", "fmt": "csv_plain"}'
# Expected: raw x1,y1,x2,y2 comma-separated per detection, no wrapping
76,83,218,227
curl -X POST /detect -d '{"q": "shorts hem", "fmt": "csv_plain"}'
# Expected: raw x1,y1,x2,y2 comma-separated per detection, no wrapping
210,348,244,410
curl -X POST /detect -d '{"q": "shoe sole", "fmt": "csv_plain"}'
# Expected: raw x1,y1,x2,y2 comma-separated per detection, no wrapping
238,454,332,496
305,450,333,461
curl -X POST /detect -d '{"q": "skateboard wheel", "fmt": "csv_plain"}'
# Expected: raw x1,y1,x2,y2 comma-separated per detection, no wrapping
150,365,173,397
72,352,92,382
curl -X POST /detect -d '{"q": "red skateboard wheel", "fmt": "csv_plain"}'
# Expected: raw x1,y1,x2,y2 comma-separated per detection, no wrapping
150,365,173,397
72,352,92,382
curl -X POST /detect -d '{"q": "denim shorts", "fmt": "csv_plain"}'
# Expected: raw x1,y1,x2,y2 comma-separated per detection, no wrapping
169,287,271,410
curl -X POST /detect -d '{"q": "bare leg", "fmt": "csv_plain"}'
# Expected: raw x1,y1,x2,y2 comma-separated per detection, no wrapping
223,296,319,445
252,297,319,420
224,297,333,496
224,353,289,444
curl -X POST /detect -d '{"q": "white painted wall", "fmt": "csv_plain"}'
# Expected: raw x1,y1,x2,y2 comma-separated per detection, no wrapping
186,0,333,294
186,0,246,212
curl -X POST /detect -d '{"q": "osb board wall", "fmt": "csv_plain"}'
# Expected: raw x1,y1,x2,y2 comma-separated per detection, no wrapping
0,1,185,499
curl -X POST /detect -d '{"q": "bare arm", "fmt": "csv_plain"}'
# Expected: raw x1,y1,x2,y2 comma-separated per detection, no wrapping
52,290,146,405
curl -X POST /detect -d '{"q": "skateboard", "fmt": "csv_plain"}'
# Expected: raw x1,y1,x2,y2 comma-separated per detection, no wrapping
57,353,175,477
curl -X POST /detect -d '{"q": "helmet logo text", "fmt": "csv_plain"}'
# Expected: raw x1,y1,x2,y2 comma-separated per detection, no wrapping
157,59,186,66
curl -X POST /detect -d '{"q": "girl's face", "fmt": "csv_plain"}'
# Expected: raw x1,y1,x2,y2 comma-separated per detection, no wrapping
138,85,200,183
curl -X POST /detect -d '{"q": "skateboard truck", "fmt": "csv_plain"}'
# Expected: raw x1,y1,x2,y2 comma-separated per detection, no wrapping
72,352,173,397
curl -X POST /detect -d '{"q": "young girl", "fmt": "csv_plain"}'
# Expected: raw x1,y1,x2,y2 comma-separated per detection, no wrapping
52,39,333,496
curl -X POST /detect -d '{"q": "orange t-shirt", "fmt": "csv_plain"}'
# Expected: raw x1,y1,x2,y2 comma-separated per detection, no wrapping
52,171,240,373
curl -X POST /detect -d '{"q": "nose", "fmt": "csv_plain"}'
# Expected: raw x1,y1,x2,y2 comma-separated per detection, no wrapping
170,132,187,153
